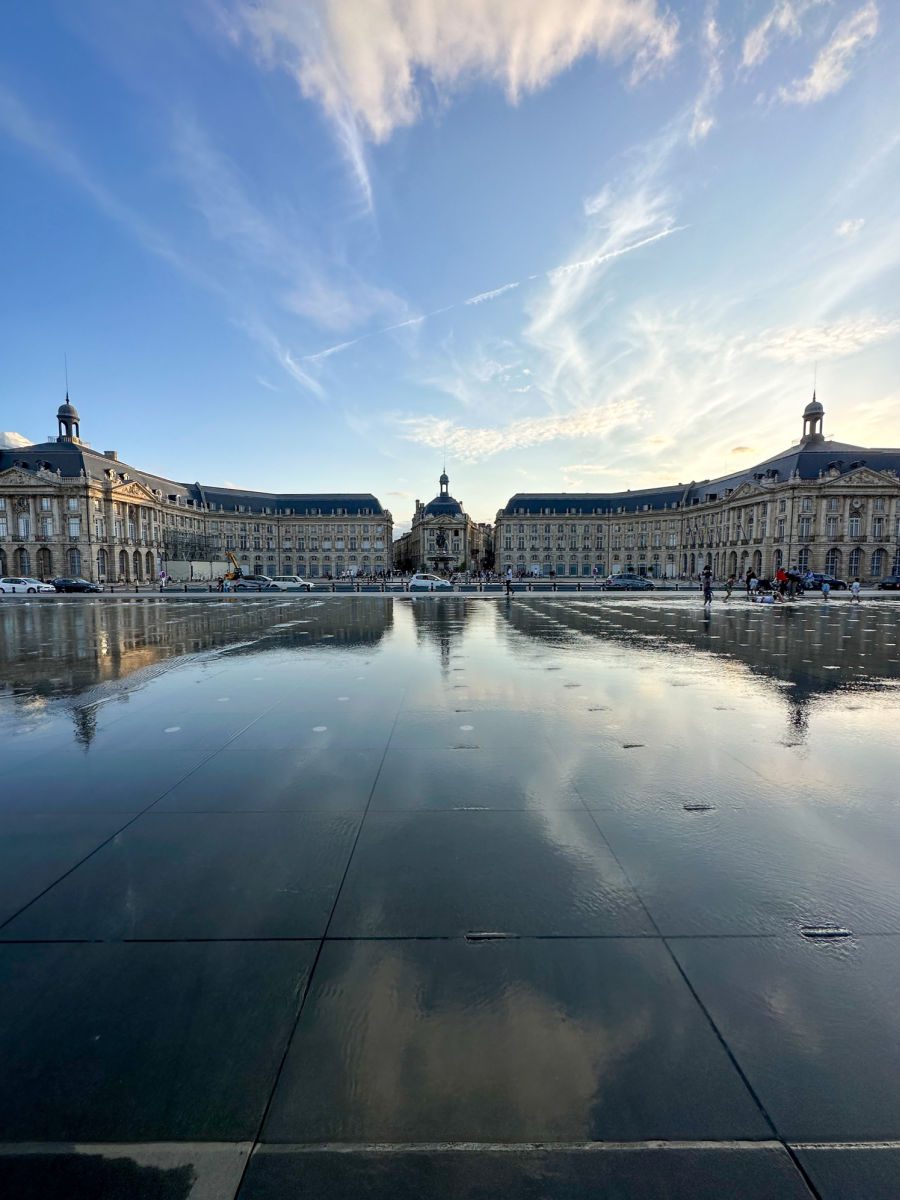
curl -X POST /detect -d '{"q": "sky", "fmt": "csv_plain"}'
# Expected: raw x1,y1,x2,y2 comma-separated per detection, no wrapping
1,0,899,532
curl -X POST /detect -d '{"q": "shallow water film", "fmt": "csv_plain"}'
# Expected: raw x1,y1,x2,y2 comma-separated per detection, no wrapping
1,594,899,1198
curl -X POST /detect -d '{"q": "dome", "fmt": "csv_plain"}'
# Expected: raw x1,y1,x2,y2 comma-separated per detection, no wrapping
439,471,449,486
804,398,823,416
423,495,463,517
57,399,80,421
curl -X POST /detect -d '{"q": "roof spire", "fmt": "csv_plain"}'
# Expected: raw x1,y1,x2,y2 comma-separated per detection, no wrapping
64,351,69,401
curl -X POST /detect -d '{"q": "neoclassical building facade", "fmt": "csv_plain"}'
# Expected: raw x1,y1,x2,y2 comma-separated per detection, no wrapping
393,471,487,573
0,399,392,582
495,399,900,581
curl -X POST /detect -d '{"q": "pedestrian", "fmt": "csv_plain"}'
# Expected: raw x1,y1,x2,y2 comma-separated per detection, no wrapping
724,574,735,600
505,576,514,598
850,577,861,603
821,580,830,601
749,575,759,599
703,576,713,607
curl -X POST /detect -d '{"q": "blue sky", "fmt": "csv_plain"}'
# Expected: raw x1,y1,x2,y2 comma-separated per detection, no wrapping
1,0,898,530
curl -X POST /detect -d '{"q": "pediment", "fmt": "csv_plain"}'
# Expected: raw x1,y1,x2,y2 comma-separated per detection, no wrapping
109,480,161,503
724,481,760,501
825,467,896,489
0,467,46,487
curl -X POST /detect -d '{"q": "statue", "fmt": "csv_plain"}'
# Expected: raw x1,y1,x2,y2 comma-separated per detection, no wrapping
436,529,447,550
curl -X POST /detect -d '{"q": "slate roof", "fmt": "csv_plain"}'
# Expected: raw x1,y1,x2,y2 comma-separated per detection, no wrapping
0,442,388,516
499,439,900,517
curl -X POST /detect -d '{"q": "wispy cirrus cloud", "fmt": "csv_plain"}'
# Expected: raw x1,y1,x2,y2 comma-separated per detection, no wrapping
777,2,879,105
747,314,900,363
689,5,724,144
227,0,678,209
397,397,646,463
741,0,828,71
835,217,866,238
0,431,33,449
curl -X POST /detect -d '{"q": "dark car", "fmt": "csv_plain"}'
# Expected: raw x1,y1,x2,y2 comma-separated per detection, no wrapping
805,573,847,590
878,575,900,590
52,577,103,593
605,573,655,590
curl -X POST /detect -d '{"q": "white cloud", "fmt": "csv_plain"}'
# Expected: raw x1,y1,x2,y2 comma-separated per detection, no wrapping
741,0,827,71
397,398,646,462
689,7,724,144
748,315,900,363
231,0,678,203
777,2,879,105
0,431,32,448
835,217,866,238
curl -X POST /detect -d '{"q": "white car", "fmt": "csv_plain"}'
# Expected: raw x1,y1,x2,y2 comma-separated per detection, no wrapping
408,572,453,592
268,575,314,591
0,576,55,594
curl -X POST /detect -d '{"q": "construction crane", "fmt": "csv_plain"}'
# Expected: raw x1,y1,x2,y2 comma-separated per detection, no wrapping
224,551,245,581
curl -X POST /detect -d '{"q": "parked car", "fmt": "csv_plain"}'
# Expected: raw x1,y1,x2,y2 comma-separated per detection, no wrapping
878,575,900,590
804,573,847,591
408,572,453,592
232,574,274,591
605,574,655,590
52,577,103,593
0,576,55,594
268,575,314,591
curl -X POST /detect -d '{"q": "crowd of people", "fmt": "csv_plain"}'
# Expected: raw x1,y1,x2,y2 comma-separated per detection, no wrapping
703,565,862,606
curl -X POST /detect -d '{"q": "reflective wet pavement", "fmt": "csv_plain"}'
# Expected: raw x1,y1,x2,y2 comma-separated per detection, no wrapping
1,594,899,1198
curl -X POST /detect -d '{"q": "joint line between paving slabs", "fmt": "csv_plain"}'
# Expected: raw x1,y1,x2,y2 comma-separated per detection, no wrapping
0,698,287,935
233,688,408,1197
567,777,792,1161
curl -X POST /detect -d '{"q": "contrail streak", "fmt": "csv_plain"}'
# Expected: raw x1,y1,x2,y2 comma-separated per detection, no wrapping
303,224,686,362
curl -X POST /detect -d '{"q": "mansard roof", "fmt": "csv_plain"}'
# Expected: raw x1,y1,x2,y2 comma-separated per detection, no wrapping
499,441,900,517
0,442,388,516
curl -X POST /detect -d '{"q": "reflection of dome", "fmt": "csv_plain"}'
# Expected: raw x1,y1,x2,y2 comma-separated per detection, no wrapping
57,400,80,421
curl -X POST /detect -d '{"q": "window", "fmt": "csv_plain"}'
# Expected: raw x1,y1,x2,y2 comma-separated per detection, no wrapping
874,497,885,511
40,496,52,511
848,516,861,536
873,517,884,538
776,518,785,538
0,498,5,510
17,515,30,538
849,547,862,576
68,517,81,538
826,497,839,512
40,516,53,537
778,499,786,513
0,517,7,537
67,498,79,512
798,517,811,538
801,497,813,513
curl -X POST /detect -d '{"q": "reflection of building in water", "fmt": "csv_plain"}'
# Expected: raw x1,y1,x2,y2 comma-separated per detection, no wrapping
0,599,392,737
405,594,485,675
0,399,392,582
495,398,900,582
502,598,900,743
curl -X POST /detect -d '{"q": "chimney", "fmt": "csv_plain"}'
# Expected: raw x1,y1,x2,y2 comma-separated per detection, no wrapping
104,450,118,460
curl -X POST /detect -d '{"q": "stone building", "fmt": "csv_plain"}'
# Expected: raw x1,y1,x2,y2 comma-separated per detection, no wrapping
0,399,392,582
495,398,900,581
393,471,486,573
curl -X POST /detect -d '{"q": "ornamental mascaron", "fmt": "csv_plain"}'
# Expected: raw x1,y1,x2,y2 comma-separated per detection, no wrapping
1,395,898,583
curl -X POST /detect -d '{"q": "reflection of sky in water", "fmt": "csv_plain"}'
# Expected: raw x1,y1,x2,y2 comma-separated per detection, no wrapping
2,597,899,763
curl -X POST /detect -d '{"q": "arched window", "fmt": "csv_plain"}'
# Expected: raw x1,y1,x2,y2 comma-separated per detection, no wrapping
848,547,862,577
97,548,108,581
870,549,885,577
0,548,6,574
825,547,841,576
66,548,80,576
118,549,129,581
752,550,762,574
14,547,30,576
797,547,810,572
893,548,900,575
772,548,782,572
37,547,53,578
146,551,155,579
133,550,142,581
